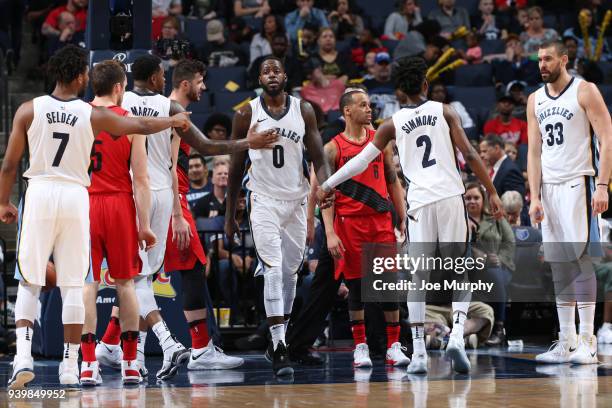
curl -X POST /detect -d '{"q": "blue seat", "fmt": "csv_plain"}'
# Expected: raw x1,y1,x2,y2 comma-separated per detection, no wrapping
450,86,496,110
456,0,479,15
327,110,342,123
188,93,212,113
454,64,493,86
481,39,505,55
206,66,247,92
213,91,256,113
191,113,210,131
355,0,395,31
517,143,528,171
184,18,207,48
382,39,399,55
598,84,612,106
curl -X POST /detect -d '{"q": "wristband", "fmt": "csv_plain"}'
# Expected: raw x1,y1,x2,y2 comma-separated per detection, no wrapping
597,183,609,188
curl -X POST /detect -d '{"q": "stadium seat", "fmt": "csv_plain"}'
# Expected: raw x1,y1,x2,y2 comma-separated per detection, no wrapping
480,39,505,55
191,112,210,131
206,66,248,93
164,67,173,96
456,0,479,15
354,0,395,33
453,64,493,86
184,18,207,48
450,86,496,110
327,110,342,123
598,84,612,106
516,143,528,171
213,91,256,114
188,93,212,113
382,39,399,54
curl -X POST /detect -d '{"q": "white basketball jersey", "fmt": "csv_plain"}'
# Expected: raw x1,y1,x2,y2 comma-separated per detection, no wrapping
244,95,310,200
392,101,464,215
534,77,596,183
23,95,94,186
122,90,173,190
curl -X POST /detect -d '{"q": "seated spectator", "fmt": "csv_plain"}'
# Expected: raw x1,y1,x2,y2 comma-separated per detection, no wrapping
564,36,604,83
187,153,211,208
285,0,328,41
428,81,474,129
501,190,523,227
465,182,515,347
294,21,320,61
363,52,397,120
471,0,502,40
152,0,182,39
42,0,87,39
46,11,85,58
350,28,385,70
490,34,540,86
234,0,271,18
428,0,470,39
199,19,248,67
393,19,443,60
300,58,345,114
192,160,228,219
504,142,517,162
479,134,525,198
519,7,558,57
204,113,232,142
384,0,422,40
249,33,303,89
183,0,224,19
249,14,286,66
314,27,357,84
563,8,611,61
483,95,527,145
457,31,483,64
505,80,527,120
327,0,364,41
228,16,256,45
211,189,255,325
154,16,196,68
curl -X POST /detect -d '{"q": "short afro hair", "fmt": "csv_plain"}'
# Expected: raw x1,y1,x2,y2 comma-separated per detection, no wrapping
203,113,232,136
47,45,88,85
172,59,206,90
259,56,285,74
392,56,427,96
131,54,163,82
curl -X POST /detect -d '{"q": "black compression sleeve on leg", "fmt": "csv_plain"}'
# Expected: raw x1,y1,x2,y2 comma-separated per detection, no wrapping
180,262,207,311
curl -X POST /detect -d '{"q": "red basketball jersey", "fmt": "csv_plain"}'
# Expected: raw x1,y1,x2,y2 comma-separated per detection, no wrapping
176,139,191,195
332,129,391,216
88,105,133,195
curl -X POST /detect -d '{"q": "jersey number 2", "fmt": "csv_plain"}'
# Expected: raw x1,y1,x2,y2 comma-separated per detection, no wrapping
52,132,69,167
416,135,436,168
545,122,564,146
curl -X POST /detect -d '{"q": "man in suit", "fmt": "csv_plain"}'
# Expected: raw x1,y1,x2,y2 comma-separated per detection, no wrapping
480,134,525,198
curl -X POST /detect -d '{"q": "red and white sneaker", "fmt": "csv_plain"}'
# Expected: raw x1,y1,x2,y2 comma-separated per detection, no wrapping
122,360,142,385
80,361,102,386
386,342,411,366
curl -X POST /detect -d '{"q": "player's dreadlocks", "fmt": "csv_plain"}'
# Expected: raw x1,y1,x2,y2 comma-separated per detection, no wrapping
47,45,88,85
392,56,428,97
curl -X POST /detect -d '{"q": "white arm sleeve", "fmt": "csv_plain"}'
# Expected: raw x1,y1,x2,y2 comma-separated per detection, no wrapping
321,142,382,192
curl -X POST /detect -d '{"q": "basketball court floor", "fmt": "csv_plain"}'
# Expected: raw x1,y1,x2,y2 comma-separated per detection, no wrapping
1,344,611,407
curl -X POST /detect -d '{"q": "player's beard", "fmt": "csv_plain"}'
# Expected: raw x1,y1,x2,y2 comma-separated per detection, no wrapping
187,85,200,102
262,78,287,97
542,64,561,83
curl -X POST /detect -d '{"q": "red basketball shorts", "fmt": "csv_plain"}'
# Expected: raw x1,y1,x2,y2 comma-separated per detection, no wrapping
334,211,396,280
90,193,141,281
164,194,207,272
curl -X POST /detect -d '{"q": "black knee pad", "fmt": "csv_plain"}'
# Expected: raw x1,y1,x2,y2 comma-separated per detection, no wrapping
346,279,364,311
381,302,399,312
180,262,207,311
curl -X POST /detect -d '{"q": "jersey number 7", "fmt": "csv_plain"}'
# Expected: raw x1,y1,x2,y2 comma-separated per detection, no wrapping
52,132,69,167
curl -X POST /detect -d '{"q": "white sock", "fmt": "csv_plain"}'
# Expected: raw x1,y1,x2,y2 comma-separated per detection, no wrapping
577,302,595,336
556,300,576,338
451,311,466,337
152,321,175,351
269,323,285,350
16,326,33,360
63,343,80,367
137,331,147,361
602,322,612,330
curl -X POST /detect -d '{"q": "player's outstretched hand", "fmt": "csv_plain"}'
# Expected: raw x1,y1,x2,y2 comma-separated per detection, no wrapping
489,193,505,220
172,214,192,251
138,227,157,251
315,186,335,209
247,123,279,149
170,111,192,132
592,185,609,215
529,199,544,226
0,203,18,224
327,232,345,259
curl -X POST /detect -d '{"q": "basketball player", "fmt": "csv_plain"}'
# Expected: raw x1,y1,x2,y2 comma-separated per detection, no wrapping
317,57,503,374
96,54,275,380
0,45,190,389
224,56,331,376
321,89,410,368
527,41,612,364
80,60,156,386
166,59,243,370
